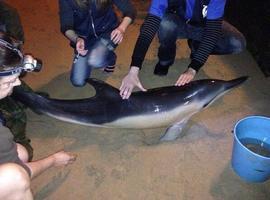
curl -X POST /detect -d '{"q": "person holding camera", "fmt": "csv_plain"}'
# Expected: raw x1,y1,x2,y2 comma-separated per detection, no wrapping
0,31,76,200
59,0,136,87
0,1,35,160
119,0,246,99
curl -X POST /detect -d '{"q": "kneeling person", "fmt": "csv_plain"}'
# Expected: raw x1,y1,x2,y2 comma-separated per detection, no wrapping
0,32,76,200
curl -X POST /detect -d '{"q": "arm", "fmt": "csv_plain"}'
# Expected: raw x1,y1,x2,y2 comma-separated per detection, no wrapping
113,0,136,23
111,16,132,44
175,19,223,86
58,0,87,55
58,0,74,37
130,14,161,69
26,151,76,179
119,14,161,99
65,30,88,56
111,0,136,44
188,19,223,72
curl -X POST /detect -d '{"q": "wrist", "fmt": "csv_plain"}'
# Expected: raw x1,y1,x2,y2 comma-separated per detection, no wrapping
117,26,126,34
187,67,197,75
75,36,83,43
188,59,203,72
129,66,140,75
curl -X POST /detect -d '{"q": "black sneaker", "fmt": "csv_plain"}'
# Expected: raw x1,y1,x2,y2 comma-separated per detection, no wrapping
103,65,115,74
154,62,170,76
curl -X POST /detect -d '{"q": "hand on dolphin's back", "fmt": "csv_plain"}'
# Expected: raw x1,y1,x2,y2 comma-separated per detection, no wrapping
119,67,196,99
120,67,146,99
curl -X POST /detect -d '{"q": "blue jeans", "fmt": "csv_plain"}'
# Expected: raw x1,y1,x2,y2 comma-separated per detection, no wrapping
157,13,246,66
70,37,117,87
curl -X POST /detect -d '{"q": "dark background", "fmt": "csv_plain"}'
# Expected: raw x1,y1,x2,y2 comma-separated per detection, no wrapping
225,0,270,77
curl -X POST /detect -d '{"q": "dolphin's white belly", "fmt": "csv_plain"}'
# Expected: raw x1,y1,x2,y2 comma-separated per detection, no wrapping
105,103,201,129
44,102,202,129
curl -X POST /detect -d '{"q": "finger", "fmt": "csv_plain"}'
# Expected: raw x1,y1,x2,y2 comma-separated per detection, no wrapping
69,155,77,162
185,76,193,84
120,85,128,97
110,31,117,40
118,37,123,44
175,76,184,86
122,86,132,99
116,35,123,44
181,76,189,85
70,153,77,160
119,82,125,91
112,37,118,44
79,50,88,56
114,37,121,44
123,88,132,99
112,34,121,44
137,82,146,92
120,87,127,99
77,43,85,51
111,31,120,41
177,77,187,86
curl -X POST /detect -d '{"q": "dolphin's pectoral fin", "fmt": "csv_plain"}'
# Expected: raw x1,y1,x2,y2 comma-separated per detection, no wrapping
86,78,120,99
159,120,188,141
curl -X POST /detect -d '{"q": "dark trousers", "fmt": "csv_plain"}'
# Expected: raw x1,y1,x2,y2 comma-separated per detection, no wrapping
157,13,246,66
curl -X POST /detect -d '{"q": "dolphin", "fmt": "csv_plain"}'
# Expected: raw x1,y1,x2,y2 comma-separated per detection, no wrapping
12,77,248,141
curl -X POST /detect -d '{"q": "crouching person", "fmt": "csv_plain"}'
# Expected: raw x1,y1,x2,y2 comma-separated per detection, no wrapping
0,32,76,200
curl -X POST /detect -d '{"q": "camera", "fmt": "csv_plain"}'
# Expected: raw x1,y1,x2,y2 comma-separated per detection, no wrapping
0,38,43,76
22,54,42,72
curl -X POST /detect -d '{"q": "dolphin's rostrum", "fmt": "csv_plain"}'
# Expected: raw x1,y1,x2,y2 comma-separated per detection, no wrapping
12,77,248,141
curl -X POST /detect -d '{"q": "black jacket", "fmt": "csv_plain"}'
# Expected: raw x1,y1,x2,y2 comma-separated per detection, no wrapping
59,0,136,44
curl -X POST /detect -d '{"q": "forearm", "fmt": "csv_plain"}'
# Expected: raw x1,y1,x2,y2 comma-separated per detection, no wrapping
26,155,55,179
131,14,161,69
64,30,79,43
59,0,74,35
114,0,136,22
189,19,222,71
117,17,132,33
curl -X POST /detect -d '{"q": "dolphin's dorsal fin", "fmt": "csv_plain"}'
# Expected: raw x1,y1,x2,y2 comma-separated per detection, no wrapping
87,78,120,98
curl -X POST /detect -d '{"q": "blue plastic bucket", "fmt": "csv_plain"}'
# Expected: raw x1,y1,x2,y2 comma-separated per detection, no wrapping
231,116,270,182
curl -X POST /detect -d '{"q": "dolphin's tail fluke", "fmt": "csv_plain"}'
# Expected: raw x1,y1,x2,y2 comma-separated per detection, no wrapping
224,76,249,90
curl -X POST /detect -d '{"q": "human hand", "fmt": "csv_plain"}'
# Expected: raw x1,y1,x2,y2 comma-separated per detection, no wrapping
76,37,88,56
52,150,77,167
111,27,125,44
175,68,196,86
120,67,147,99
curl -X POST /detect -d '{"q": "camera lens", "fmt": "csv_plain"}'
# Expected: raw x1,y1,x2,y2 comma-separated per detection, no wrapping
34,58,42,72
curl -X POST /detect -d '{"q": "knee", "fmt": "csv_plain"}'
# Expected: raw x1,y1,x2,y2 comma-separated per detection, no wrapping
230,35,246,54
70,71,87,87
0,163,30,192
158,16,177,42
17,143,29,163
88,48,109,68
88,49,116,69
70,78,87,87
88,55,102,68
